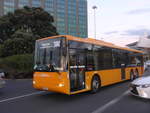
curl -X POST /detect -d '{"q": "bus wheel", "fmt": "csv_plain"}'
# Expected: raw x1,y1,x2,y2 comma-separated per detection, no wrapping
130,71,135,81
91,76,100,93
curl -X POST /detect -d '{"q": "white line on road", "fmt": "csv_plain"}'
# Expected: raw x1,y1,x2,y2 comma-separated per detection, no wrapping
0,91,45,103
92,90,130,113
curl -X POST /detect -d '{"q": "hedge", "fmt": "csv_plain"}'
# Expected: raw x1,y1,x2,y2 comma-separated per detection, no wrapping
0,54,34,78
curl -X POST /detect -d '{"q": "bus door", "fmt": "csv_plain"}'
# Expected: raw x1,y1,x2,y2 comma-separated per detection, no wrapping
69,49,86,92
121,64,126,80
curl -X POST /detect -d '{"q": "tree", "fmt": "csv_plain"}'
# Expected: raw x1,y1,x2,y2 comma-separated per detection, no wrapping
9,6,58,38
0,13,14,42
0,30,36,57
0,6,58,57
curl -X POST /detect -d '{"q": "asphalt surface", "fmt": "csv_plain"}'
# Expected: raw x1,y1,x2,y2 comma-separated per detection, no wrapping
0,72,150,113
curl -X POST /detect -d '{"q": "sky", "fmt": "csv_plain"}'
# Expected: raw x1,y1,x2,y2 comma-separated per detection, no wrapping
88,0,150,46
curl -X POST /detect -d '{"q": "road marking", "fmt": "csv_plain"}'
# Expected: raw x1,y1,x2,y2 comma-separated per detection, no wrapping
0,91,45,103
92,90,130,113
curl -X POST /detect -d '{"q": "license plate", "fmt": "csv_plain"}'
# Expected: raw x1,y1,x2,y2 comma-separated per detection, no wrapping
43,87,48,90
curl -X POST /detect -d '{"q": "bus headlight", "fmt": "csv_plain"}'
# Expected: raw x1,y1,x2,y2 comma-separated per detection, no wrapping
58,83,64,87
33,81,36,84
140,90,148,98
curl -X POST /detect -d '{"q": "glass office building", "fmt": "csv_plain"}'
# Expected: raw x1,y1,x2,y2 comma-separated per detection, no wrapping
3,0,15,15
0,0,88,38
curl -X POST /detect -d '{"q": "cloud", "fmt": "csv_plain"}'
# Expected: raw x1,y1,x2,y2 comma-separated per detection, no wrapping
127,8,150,15
104,31,118,35
122,28,150,36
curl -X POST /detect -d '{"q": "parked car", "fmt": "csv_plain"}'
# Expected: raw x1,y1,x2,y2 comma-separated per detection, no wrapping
130,76,150,99
0,70,5,78
0,69,6,88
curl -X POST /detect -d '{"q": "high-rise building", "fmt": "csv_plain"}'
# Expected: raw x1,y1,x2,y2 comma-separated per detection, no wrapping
0,0,88,38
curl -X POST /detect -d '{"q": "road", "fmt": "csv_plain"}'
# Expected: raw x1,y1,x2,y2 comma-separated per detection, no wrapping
0,74,150,113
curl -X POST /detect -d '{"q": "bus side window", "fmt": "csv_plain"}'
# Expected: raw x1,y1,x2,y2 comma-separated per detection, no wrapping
129,54,143,66
131,57,136,64
86,52,94,71
112,49,123,68
135,56,142,66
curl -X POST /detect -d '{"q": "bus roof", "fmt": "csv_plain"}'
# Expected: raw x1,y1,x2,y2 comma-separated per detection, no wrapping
37,35,144,53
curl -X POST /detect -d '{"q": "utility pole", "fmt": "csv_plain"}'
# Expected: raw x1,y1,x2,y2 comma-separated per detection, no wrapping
92,5,97,39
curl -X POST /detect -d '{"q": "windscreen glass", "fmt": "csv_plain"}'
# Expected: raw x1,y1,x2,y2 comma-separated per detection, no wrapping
34,37,67,72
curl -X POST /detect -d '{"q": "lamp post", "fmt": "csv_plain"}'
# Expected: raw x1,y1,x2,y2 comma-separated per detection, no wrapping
92,5,97,39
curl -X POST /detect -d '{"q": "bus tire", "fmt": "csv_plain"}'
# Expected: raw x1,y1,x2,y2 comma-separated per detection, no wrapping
130,71,135,81
91,75,100,93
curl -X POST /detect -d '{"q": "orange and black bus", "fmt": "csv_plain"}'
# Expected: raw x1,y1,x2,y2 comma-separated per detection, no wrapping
33,35,144,95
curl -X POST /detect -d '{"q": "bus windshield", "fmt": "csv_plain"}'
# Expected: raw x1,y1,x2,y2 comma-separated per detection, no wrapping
34,37,66,72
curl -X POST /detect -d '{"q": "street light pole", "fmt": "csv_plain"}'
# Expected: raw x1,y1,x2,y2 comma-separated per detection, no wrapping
92,5,97,39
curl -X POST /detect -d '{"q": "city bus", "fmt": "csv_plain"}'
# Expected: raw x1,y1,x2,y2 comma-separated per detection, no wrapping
33,35,144,95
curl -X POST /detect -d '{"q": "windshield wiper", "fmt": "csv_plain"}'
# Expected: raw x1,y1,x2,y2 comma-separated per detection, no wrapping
34,64,57,72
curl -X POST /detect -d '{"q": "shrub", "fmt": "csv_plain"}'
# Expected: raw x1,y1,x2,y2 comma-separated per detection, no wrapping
0,54,34,78
0,31,36,57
